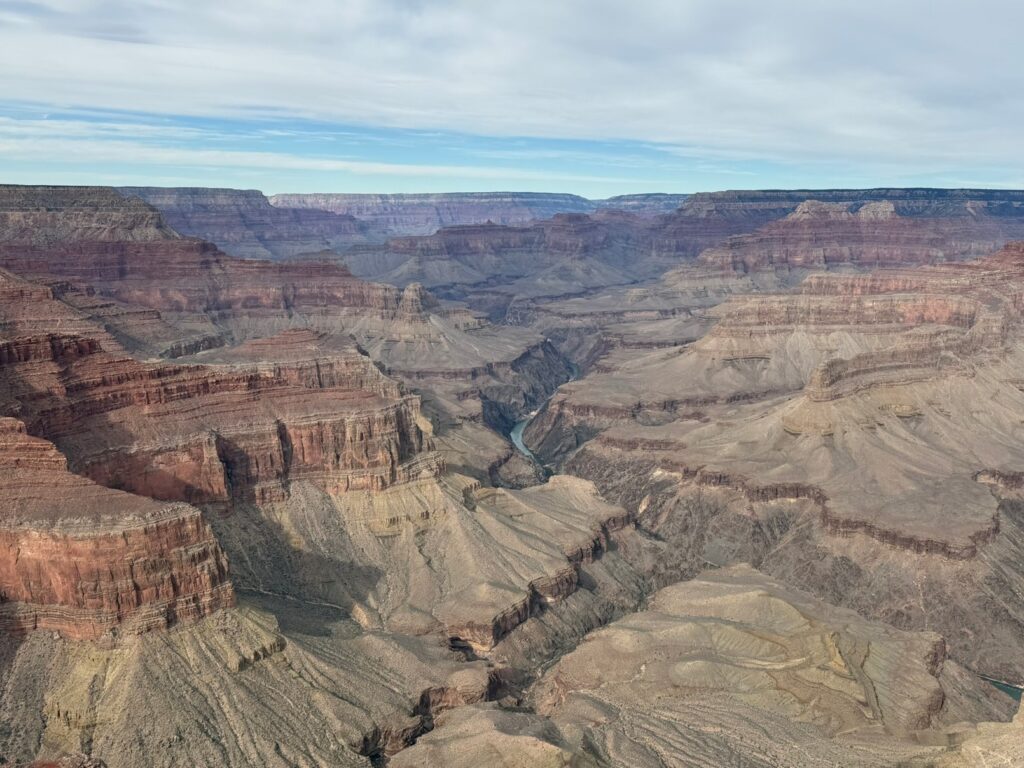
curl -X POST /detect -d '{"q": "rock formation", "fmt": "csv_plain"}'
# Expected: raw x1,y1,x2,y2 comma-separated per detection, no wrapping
527,243,1024,684
393,566,1016,767
0,417,234,640
0,320,436,509
1,598,495,766
6,183,1024,768
268,191,598,235
120,187,370,259
334,188,1024,320
699,197,1024,273
0,185,177,245
0,184,577,487
594,192,689,215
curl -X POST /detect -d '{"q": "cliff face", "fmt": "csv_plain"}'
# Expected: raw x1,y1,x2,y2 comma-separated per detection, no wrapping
698,197,1024,273
0,258,438,510
0,187,579,486
0,240,403,318
594,192,689,214
525,242,1024,681
0,417,234,640
120,187,369,259
0,185,178,244
0,324,437,507
268,191,597,235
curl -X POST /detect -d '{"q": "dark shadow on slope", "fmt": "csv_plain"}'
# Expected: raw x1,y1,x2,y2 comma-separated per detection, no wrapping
206,498,383,638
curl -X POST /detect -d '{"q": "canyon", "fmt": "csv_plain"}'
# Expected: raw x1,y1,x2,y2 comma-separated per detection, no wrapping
2,183,1024,768
267,191,689,236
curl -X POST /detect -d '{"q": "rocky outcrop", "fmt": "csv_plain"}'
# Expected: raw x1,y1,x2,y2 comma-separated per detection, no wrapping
436,478,635,652
0,417,234,640
0,267,439,507
268,191,597,235
698,195,1024,273
209,471,640,665
0,185,177,244
120,187,370,259
0,599,496,767
393,566,1016,768
595,192,688,215
0,325,437,506
525,243,1024,684
533,565,994,733
0,239,402,318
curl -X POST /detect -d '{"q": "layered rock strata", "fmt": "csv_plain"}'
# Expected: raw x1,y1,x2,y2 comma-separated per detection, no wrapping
268,191,597,235
212,473,638,660
699,196,1024,273
0,417,234,640
0,323,436,507
120,187,370,259
393,566,1016,767
0,185,177,244
0,600,495,767
525,244,1024,682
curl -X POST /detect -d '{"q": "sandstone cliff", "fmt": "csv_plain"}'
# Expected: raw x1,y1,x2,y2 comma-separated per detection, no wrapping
0,322,436,508
0,417,234,640
0,185,177,244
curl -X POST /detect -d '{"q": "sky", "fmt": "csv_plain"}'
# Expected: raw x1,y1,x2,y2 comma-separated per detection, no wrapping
1,0,1022,198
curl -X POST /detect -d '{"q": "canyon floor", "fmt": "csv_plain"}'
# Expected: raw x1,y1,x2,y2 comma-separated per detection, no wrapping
1,185,1024,767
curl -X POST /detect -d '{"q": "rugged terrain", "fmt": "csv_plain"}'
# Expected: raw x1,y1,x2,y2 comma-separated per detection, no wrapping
268,191,598,235
394,566,1016,767
3,184,1024,767
321,188,1024,326
267,192,689,236
120,187,371,259
525,242,1024,683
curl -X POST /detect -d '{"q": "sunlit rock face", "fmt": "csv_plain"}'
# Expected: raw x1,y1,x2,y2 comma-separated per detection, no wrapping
0,417,235,640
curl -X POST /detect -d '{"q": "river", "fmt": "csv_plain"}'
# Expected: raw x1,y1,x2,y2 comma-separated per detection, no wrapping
509,362,579,462
983,676,1024,702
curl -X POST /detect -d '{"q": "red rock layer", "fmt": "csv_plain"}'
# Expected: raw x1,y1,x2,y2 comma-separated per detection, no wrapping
0,327,437,506
0,418,234,640
0,240,404,317
698,199,1024,273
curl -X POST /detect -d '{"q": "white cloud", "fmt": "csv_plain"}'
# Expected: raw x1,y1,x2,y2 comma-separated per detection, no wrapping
1,1,1022,175
0,130,647,184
